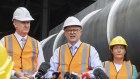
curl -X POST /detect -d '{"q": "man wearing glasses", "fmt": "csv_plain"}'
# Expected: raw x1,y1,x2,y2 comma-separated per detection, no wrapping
45,16,103,79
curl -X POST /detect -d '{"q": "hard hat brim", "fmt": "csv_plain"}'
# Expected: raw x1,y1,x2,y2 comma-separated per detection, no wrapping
63,25,82,30
12,17,34,21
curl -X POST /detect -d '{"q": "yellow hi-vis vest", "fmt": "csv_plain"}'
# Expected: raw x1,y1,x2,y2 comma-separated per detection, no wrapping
58,42,90,79
104,61,132,79
4,34,39,75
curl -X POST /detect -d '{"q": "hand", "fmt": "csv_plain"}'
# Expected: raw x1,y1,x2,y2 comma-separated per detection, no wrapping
78,74,82,79
14,72,33,79
24,73,33,79
14,72,24,78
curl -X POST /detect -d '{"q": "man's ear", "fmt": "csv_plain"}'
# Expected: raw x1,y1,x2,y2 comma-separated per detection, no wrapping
13,21,17,28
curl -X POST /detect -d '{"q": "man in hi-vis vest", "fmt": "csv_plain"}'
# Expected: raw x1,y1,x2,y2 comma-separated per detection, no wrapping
45,16,103,79
1,7,45,79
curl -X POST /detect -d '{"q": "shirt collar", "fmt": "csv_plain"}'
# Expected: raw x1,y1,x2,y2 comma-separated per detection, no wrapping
14,32,27,42
68,40,82,48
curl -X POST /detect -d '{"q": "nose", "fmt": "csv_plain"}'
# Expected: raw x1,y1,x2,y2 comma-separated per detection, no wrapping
117,48,121,52
71,30,74,34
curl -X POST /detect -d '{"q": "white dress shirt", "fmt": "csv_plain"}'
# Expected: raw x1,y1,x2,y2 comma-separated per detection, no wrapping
1,32,45,76
45,40,103,78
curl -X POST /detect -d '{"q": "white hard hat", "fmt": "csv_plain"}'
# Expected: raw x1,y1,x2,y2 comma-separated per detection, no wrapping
12,7,34,21
63,16,82,30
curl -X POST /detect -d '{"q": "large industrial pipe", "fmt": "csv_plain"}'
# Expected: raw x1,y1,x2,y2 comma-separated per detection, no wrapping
80,3,113,61
40,34,57,62
107,0,140,71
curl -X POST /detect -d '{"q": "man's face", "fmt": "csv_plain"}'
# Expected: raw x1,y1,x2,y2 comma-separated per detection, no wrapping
13,20,30,37
64,25,82,45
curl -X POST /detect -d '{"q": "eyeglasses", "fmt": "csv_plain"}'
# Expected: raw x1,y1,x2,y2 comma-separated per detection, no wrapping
65,29,81,33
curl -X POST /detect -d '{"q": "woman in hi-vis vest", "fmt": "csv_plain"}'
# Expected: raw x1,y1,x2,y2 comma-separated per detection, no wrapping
103,36,138,79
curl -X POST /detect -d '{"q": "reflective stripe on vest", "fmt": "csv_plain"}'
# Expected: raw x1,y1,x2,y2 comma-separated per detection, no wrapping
5,34,38,74
60,44,66,77
105,61,110,77
59,43,90,78
105,61,132,79
31,37,37,72
8,35,13,57
126,61,131,79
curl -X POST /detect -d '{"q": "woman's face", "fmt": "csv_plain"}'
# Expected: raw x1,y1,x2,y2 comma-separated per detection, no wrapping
111,45,126,60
